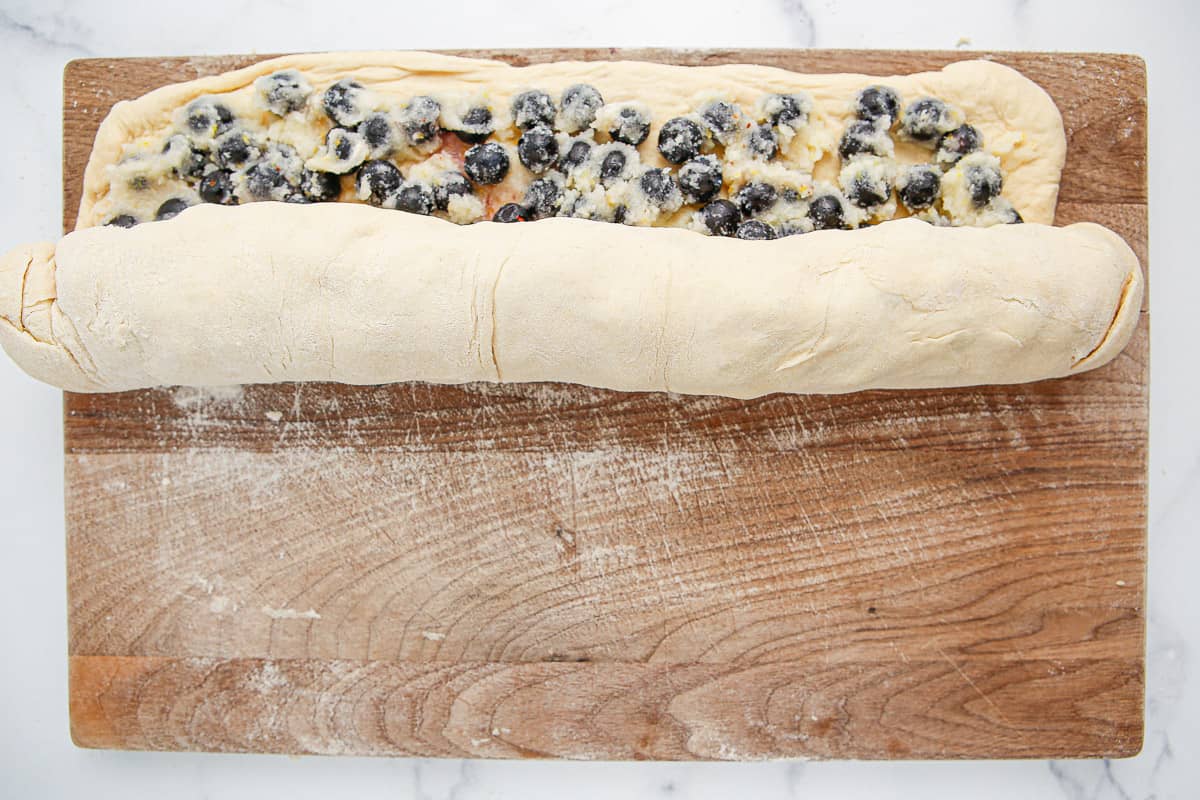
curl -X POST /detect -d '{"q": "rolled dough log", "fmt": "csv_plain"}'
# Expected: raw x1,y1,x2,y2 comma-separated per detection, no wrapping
0,202,1142,396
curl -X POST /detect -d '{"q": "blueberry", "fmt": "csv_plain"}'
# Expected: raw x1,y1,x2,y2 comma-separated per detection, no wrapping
677,155,723,204
896,164,940,210
284,193,311,204
163,135,208,179
328,128,363,162
517,125,559,173
599,149,627,184
1006,207,1023,224
198,169,237,205
936,124,982,165
243,162,291,199
215,130,259,169
434,172,473,211
401,96,441,145
846,171,891,209
560,139,592,171
964,160,1003,206
493,203,527,223
257,70,311,116
452,106,494,144
464,142,510,185
763,93,808,128
356,160,402,205
522,177,563,219
838,119,886,160
736,220,776,240
732,182,778,216
901,97,955,142
700,200,741,237
657,117,704,164
185,98,234,137
699,100,740,143
608,105,650,145
778,220,808,237
747,124,778,160
323,79,368,127
807,194,845,230
854,85,901,126
154,198,190,221
511,90,555,130
559,84,603,132
639,168,681,208
105,214,138,228
614,204,629,224
301,169,341,202
394,182,435,215
358,113,394,152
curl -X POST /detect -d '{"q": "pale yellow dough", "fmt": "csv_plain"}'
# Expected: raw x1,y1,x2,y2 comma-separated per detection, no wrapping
77,51,1067,228
1,203,1141,396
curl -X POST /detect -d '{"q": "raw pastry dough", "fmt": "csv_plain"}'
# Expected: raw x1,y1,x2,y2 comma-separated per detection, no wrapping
78,51,1066,228
0,203,1142,396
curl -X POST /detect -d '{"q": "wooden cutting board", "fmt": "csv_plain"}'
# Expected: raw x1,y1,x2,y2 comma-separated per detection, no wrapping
61,49,1148,760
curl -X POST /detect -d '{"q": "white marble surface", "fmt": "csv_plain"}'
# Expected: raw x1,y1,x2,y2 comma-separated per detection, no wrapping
0,0,1194,797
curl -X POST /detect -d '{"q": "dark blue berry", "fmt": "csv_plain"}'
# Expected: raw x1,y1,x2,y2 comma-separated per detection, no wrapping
897,165,940,210
356,160,402,205
747,124,778,160
902,97,954,142
154,198,190,221
855,85,901,126
185,99,234,137
736,220,776,240
301,169,341,202
599,149,627,184
464,142,510,185
358,113,393,151
700,100,739,142
323,79,367,127
700,199,741,236
608,106,650,145
677,156,722,204
402,96,441,145
517,125,559,173
560,139,592,171
523,178,563,218
259,70,310,115
764,93,807,128
163,135,208,179
452,107,494,144
511,90,555,130
106,214,137,228
846,172,891,209
936,124,982,165
560,84,603,132
395,182,435,215
198,169,237,204
839,119,885,160
658,117,704,164
244,162,289,199
639,168,680,207
965,161,1003,206
493,203,527,223
732,182,777,216
215,130,258,169
807,194,845,230
434,172,472,211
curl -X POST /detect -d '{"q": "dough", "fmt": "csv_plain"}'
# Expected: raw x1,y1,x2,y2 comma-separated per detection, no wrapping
0,203,1142,396
78,52,1066,229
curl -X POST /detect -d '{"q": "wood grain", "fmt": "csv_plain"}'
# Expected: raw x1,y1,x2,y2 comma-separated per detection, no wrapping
62,49,1148,760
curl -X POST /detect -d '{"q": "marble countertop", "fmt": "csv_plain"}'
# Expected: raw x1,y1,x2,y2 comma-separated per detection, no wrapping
0,0,1193,797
